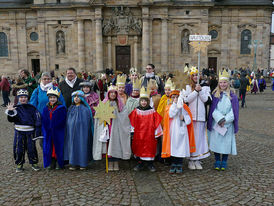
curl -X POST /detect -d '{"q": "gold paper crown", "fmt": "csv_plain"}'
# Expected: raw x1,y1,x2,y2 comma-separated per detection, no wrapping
116,75,127,86
165,78,173,89
107,84,118,92
140,86,150,98
189,66,198,75
47,88,60,97
130,67,138,75
132,78,141,90
219,69,230,81
148,79,158,89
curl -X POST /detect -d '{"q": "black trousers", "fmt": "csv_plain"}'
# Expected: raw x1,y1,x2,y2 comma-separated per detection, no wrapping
2,90,10,106
13,130,38,165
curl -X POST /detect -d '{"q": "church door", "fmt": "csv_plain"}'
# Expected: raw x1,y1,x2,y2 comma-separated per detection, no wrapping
31,59,40,76
116,46,130,74
208,57,217,73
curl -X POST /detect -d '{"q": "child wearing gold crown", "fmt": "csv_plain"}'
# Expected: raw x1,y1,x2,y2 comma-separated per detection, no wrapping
207,70,239,171
180,67,211,170
116,75,128,105
125,67,139,97
41,88,67,170
148,79,161,111
5,89,42,172
93,84,131,171
161,86,195,173
129,87,162,172
125,78,141,114
157,78,173,126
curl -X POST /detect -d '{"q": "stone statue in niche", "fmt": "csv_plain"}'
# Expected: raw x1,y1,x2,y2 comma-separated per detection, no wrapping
56,31,65,54
181,30,190,54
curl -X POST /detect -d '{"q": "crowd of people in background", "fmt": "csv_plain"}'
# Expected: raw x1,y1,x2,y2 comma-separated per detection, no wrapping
0,64,273,174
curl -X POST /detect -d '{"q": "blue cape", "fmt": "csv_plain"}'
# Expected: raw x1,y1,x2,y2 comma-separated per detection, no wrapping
42,104,67,168
64,104,93,167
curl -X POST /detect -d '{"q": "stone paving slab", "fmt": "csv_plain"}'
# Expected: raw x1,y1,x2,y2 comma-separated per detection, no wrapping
0,89,273,205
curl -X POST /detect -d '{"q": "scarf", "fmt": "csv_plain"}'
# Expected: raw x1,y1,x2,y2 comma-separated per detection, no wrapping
145,72,155,78
65,77,77,88
40,82,53,91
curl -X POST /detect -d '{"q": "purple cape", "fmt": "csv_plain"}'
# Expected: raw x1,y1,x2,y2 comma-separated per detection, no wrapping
207,91,239,133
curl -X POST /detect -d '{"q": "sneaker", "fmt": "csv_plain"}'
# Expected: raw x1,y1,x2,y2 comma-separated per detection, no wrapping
16,165,24,173
221,161,227,171
147,163,156,172
80,167,86,171
108,162,114,171
214,161,221,170
133,162,145,171
31,164,40,171
176,165,183,174
188,161,196,170
69,166,77,171
113,161,119,171
169,164,176,174
194,160,203,170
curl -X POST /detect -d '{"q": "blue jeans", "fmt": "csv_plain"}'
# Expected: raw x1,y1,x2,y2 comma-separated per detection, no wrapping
214,153,228,162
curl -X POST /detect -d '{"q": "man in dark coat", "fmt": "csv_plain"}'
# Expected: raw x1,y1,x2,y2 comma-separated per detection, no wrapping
239,74,250,108
59,68,83,108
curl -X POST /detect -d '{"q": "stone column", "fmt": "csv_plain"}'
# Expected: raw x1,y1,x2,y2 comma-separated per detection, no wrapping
142,7,150,72
134,36,138,68
37,18,47,71
78,19,85,71
95,7,103,72
107,36,112,69
161,18,168,71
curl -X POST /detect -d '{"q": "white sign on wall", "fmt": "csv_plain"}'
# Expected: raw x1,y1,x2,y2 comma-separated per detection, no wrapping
189,35,211,41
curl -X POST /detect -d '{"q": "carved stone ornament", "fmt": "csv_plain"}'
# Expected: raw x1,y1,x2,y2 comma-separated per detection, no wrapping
117,35,128,46
103,6,142,36
237,23,257,29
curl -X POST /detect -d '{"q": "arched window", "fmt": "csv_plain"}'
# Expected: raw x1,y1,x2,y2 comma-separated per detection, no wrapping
240,29,251,54
0,32,8,57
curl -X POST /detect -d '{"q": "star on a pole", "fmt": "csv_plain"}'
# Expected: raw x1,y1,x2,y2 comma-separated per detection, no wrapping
189,41,211,54
94,100,116,125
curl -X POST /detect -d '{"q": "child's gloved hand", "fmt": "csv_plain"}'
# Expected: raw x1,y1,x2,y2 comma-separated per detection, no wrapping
177,89,185,109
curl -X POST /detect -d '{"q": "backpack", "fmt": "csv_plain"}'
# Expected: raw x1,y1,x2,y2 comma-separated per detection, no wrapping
233,79,240,89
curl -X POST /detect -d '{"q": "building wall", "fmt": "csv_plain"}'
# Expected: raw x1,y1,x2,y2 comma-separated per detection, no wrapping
0,1,272,75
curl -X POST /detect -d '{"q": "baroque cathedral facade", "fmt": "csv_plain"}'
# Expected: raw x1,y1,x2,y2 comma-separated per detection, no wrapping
0,0,272,75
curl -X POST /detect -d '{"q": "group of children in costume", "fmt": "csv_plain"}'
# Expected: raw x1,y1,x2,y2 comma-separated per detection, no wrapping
5,67,239,173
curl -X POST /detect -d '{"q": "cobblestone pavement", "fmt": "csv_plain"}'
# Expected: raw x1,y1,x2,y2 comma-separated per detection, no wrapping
0,88,273,206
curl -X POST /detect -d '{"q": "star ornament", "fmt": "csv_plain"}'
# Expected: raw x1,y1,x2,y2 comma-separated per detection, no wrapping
189,41,211,54
94,100,116,125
